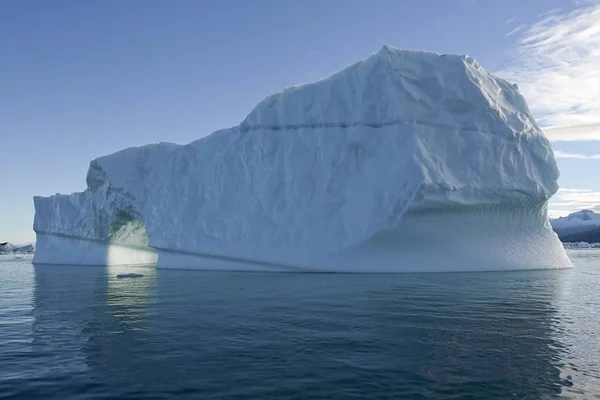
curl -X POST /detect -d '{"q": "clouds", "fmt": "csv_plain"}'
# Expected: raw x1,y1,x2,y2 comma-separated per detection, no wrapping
549,188,600,217
553,150,600,159
505,24,526,37
544,123,600,141
500,3,600,141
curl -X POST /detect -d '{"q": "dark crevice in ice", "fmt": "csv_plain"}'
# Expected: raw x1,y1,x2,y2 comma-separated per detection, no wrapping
238,118,531,137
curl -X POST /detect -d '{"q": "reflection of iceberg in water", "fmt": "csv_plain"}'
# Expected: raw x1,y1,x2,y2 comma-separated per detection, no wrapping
31,265,105,377
79,270,576,397
359,271,574,397
28,265,582,397
30,264,156,387
104,264,156,330
81,264,158,391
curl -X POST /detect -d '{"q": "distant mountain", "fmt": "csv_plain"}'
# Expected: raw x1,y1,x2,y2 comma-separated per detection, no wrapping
551,210,600,243
0,242,35,254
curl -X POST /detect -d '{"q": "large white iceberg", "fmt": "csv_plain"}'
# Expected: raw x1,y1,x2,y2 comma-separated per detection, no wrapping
33,46,572,272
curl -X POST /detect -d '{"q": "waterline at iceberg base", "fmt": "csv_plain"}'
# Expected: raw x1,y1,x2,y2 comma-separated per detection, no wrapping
33,201,570,272
32,46,572,272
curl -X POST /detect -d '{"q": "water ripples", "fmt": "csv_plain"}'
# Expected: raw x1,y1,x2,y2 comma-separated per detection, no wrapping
1,251,599,399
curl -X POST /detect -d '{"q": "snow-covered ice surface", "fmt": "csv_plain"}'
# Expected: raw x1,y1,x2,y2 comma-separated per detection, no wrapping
33,46,571,272
551,210,600,230
551,210,600,244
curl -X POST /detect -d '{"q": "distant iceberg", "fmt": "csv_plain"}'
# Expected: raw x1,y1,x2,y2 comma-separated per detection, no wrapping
0,242,34,254
33,46,571,272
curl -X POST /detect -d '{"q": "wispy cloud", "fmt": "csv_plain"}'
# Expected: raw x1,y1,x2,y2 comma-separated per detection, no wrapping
505,24,526,37
500,3,600,141
548,209,571,218
554,150,600,159
505,16,518,24
549,188,600,216
556,188,597,193
544,123,600,141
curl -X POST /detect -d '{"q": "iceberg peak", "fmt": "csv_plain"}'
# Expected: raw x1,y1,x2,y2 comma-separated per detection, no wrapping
241,45,543,148
377,44,396,54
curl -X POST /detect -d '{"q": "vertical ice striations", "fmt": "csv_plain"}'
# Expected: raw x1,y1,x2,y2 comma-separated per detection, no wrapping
33,46,571,271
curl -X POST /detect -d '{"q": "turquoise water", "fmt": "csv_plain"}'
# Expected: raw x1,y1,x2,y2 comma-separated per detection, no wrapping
1,250,599,399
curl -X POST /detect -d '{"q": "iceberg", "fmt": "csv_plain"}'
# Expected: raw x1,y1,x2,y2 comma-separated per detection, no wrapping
0,242,35,254
33,46,572,272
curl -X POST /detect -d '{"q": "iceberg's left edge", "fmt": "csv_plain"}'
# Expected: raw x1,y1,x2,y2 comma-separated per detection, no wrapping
32,191,159,266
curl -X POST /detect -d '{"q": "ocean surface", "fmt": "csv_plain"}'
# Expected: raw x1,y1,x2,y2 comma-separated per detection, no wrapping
1,250,599,399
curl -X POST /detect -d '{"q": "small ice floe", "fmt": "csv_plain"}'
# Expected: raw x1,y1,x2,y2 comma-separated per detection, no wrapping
116,273,144,278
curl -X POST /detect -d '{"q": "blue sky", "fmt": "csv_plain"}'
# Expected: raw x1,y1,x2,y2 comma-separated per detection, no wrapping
1,0,599,243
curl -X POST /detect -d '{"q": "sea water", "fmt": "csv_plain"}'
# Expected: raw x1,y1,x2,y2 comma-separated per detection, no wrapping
1,250,599,399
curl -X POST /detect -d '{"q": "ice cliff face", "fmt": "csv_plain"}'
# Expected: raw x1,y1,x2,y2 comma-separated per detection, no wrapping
33,46,571,271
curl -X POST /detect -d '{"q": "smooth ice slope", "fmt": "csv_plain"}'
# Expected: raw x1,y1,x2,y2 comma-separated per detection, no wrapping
33,46,572,271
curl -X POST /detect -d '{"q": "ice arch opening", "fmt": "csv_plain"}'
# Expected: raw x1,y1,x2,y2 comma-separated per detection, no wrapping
106,210,158,266
32,208,158,266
